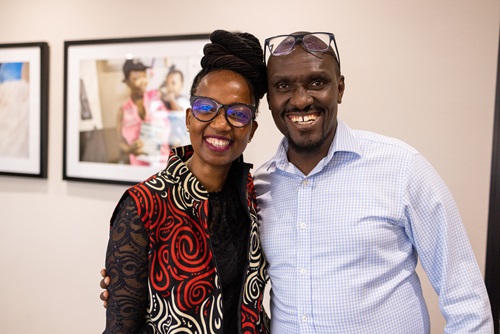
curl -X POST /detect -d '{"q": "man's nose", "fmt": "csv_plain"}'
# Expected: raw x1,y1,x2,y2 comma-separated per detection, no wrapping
290,88,313,110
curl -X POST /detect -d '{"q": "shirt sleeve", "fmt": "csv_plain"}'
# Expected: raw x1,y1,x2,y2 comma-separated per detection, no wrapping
403,153,493,333
103,194,149,334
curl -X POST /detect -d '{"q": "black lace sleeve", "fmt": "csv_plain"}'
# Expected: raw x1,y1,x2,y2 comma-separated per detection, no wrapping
103,194,149,334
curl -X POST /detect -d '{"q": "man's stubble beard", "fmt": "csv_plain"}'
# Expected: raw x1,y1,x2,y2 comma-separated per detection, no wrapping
286,130,324,154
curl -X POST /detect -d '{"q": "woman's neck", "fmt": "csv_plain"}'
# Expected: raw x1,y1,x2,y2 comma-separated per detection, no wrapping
186,157,229,193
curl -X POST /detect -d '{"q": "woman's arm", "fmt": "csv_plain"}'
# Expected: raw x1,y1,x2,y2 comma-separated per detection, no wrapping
103,195,149,333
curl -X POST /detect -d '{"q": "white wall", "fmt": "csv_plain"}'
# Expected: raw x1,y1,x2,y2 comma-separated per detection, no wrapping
0,0,498,333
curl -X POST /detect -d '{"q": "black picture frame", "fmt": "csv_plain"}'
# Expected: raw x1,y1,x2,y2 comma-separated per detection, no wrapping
63,33,210,185
0,42,49,178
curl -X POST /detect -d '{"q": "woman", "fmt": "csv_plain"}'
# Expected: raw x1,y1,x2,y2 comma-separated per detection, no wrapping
103,30,269,334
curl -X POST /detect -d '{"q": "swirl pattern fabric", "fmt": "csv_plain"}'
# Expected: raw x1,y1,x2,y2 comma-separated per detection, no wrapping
104,145,269,334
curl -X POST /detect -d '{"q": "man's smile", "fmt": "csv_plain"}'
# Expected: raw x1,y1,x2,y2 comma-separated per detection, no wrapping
287,112,320,125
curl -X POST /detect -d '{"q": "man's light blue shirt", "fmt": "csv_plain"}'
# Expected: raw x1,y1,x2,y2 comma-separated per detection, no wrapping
254,120,493,333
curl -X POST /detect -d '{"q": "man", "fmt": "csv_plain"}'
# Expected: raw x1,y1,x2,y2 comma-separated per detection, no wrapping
102,32,493,333
255,31,493,333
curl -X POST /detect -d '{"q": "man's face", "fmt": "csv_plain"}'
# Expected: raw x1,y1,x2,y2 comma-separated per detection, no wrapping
266,46,344,155
125,70,148,98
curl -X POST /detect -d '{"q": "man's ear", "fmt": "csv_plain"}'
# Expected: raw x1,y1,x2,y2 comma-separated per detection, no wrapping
337,75,345,104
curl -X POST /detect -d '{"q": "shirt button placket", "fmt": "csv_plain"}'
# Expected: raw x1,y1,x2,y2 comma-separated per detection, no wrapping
297,177,313,332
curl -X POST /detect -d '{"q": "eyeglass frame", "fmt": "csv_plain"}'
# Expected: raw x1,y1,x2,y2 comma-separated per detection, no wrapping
189,95,257,128
264,32,341,71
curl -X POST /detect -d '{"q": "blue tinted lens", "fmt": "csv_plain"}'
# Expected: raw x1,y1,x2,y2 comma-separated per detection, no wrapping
303,34,329,51
192,98,217,116
273,36,296,55
227,105,253,126
190,96,254,127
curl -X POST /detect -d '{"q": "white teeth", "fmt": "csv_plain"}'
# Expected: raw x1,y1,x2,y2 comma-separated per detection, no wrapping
206,137,230,147
289,114,319,124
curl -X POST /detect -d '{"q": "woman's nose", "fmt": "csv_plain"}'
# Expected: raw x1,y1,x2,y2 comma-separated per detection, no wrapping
210,108,231,130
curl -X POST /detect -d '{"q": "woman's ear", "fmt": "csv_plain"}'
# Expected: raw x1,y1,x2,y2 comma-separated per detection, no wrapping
185,108,192,130
248,121,259,142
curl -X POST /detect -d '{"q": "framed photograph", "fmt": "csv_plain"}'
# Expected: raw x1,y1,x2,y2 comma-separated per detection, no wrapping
63,34,209,185
0,42,49,178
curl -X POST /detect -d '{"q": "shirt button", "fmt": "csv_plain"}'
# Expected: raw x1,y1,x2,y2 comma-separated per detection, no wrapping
302,315,307,322
300,222,307,229
302,179,309,186
300,268,307,275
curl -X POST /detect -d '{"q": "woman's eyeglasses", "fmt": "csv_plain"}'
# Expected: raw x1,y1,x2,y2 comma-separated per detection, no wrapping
264,32,340,70
190,96,256,128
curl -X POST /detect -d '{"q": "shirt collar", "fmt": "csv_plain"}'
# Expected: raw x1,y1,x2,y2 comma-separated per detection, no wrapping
267,119,362,174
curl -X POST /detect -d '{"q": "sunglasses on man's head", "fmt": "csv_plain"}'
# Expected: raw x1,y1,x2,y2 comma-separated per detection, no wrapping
190,96,256,128
264,32,341,70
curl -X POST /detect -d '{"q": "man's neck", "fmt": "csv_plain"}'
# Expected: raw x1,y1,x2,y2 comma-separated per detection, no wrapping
286,126,336,176
287,149,326,176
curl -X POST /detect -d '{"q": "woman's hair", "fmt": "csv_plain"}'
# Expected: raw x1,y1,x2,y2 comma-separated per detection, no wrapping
190,30,268,112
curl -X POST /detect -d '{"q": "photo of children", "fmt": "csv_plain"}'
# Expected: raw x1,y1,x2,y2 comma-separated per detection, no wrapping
78,56,196,168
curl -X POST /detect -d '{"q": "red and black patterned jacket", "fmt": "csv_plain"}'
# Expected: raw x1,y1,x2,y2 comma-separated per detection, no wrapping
109,145,269,334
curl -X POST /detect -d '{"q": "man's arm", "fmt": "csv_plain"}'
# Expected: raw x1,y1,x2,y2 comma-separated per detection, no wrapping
99,268,109,309
405,153,493,332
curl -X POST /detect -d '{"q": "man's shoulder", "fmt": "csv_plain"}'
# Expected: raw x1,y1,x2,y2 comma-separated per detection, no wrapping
254,158,273,180
253,138,287,179
351,128,419,156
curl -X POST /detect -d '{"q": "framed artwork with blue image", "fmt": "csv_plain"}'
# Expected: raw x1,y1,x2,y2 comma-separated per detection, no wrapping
0,42,49,178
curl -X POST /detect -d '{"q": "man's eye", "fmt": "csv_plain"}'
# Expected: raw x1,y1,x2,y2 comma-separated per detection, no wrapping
276,83,289,90
310,80,325,87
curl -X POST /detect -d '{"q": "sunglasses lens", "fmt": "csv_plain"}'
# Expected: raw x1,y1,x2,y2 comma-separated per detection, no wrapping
303,33,330,52
265,33,340,69
227,105,254,127
270,35,296,55
192,97,217,120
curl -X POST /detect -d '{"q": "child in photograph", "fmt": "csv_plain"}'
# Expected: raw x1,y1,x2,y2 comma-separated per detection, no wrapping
159,64,190,111
117,58,170,166
159,64,190,148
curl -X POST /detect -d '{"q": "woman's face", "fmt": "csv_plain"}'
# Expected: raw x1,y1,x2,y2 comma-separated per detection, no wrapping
186,69,258,171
